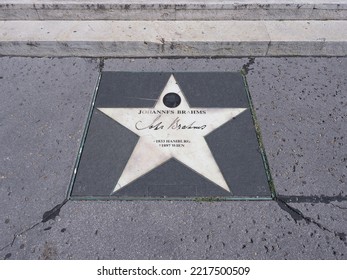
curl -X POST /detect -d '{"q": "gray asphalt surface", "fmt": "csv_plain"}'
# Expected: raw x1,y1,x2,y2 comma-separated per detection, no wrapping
0,57,346,259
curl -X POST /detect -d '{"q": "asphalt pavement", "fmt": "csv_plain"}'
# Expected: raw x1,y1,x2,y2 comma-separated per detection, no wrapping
0,57,346,259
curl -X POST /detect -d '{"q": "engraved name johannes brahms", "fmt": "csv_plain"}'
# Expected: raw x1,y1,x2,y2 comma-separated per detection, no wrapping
135,109,207,131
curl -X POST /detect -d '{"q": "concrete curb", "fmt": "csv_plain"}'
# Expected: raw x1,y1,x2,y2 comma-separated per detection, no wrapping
1,0,347,21
0,20,346,57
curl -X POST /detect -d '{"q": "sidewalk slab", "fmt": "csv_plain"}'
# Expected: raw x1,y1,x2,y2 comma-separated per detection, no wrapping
1,0,347,20
1,20,347,57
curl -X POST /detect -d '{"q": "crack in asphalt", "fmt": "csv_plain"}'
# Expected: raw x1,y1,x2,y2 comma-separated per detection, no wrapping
0,199,68,253
276,197,347,244
278,194,347,204
42,199,68,223
330,203,347,210
242,57,255,75
98,58,105,73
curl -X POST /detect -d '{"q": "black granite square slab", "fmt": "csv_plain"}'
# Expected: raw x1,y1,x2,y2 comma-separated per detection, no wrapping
69,72,273,200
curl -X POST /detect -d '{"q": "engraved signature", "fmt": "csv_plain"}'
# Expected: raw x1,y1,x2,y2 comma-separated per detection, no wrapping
135,115,207,131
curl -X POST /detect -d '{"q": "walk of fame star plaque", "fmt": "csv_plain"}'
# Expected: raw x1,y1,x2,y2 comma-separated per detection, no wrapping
69,72,273,199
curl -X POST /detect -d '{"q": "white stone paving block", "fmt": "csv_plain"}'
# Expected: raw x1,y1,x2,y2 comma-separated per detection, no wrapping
0,1,347,20
0,20,346,57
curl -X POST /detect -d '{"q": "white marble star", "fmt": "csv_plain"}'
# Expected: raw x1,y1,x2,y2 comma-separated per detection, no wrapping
98,75,247,194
